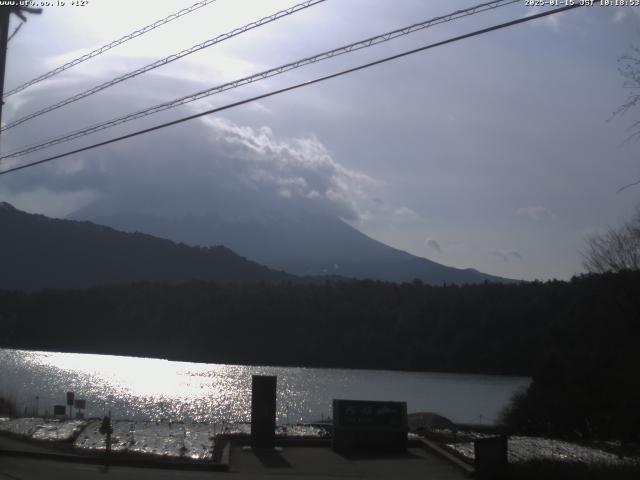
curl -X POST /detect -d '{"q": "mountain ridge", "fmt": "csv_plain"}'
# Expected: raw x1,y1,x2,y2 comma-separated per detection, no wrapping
0,202,295,290
70,207,517,285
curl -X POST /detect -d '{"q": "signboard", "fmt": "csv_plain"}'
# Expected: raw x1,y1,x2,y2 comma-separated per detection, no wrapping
53,405,66,416
332,399,408,453
66,391,75,406
334,399,405,428
74,399,86,409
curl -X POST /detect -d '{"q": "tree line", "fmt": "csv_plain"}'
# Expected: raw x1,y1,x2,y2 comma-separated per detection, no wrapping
1,271,639,440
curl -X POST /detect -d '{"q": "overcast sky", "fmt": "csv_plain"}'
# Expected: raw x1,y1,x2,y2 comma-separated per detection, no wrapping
1,0,639,280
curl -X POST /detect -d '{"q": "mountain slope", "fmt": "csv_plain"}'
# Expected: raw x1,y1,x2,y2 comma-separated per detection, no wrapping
71,208,516,285
0,202,294,290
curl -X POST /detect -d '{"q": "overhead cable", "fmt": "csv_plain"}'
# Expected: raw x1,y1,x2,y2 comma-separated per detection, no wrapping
0,0,519,160
3,0,219,99
0,0,325,132
0,4,585,177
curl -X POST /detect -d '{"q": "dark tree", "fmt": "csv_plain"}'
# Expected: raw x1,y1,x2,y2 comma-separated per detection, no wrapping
582,207,640,273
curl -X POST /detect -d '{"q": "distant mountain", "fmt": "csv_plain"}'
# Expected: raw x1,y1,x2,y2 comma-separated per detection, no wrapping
70,207,516,285
0,202,294,290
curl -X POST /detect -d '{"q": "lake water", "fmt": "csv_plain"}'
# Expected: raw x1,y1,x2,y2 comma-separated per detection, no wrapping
0,348,529,425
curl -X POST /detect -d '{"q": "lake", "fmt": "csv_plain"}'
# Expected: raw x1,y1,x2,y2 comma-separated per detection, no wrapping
0,348,529,425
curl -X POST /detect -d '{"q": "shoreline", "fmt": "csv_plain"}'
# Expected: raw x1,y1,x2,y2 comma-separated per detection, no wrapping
0,346,532,380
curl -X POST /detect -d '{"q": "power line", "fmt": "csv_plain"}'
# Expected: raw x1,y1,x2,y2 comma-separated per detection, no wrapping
0,0,325,132
0,3,585,177
3,0,219,99
0,0,520,160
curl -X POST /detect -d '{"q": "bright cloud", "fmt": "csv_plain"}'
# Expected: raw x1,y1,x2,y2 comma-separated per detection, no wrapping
394,206,419,219
2,115,378,222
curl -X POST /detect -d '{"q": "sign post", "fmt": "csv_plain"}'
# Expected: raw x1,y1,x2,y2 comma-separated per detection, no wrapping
66,391,74,419
74,399,86,419
99,415,113,460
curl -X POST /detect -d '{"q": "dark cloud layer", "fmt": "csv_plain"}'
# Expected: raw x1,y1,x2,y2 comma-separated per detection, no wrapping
1,107,377,222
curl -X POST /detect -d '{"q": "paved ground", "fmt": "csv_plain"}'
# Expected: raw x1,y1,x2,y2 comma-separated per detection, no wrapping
229,445,467,478
0,436,68,455
0,435,469,479
0,457,224,480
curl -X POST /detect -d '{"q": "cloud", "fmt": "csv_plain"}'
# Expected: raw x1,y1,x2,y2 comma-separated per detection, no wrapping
580,226,602,238
612,6,640,22
394,206,419,219
425,238,442,254
1,114,378,222
527,6,564,31
244,102,273,115
509,249,523,260
612,9,627,23
491,250,509,262
491,249,522,262
202,117,378,220
517,206,555,221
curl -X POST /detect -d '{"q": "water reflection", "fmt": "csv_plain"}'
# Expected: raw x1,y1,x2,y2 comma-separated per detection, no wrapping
0,349,529,424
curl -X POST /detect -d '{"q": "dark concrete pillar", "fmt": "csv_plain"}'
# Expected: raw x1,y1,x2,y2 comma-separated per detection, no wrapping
250,375,277,449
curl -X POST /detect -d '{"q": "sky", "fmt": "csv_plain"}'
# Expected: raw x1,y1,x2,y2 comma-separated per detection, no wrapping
1,0,640,281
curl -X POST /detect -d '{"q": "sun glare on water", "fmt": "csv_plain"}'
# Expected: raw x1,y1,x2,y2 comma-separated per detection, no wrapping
13,350,256,422
1,349,528,425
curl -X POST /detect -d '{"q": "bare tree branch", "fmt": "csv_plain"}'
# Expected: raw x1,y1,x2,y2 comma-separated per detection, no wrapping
581,207,640,273
611,44,640,190
618,179,640,193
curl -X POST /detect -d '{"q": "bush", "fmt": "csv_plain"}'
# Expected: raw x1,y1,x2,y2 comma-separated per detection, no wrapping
499,354,640,441
0,396,17,417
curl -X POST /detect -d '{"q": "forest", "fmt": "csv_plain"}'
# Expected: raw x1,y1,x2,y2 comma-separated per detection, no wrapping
1,270,639,440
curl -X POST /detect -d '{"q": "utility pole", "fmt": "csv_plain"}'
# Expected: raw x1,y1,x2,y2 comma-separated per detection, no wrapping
0,7,11,131
0,5,41,148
